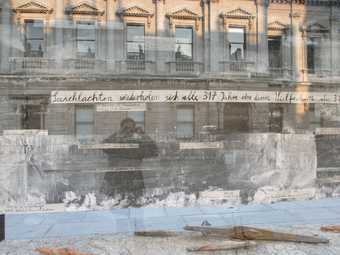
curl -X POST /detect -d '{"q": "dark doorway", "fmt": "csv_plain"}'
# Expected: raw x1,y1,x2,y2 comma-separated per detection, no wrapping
268,37,282,69
21,104,45,129
223,103,250,133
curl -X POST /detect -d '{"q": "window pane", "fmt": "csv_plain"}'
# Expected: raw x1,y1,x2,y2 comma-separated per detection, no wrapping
127,42,145,54
26,40,44,52
230,44,244,60
127,25,145,42
268,37,282,68
25,20,44,39
307,37,321,72
175,44,192,60
177,108,193,122
229,27,244,43
76,108,94,122
76,124,93,136
176,123,193,138
77,22,96,40
175,28,192,44
128,111,145,123
77,41,96,57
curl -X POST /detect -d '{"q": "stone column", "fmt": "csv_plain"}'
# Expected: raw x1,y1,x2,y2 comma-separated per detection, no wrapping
55,0,64,67
291,12,305,82
0,0,11,73
106,0,116,71
330,15,340,75
256,0,269,73
155,0,167,74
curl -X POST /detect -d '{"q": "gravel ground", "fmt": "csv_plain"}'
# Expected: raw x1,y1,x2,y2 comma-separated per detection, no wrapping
1,224,340,255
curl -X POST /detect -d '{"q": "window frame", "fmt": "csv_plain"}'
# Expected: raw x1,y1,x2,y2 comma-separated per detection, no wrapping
24,19,45,58
176,106,195,139
228,26,246,61
306,36,321,74
126,23,146,60
175,26,194,62
76,21,97,58
268,36,283,69
75,105,95,136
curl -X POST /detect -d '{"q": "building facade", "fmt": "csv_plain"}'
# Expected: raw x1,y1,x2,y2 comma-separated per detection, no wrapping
1,0,340,208
0,0,339,138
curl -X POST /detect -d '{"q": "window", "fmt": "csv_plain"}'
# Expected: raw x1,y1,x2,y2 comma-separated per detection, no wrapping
229,27,245,61
308,104,322,127
223,103,250,133
269,105,283,133
268,37,282,69
175,27,193,61
76,22,96,58
176,107,194,138
307,37,321,74
127,111,145,131
127,25,145,60
75,106,94,136
24,20,44,57
21,104,45,129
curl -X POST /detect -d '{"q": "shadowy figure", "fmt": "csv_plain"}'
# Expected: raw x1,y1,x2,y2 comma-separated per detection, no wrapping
101,118,158,206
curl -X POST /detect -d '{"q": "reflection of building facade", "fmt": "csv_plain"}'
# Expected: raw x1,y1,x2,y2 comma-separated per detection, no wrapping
0,0,340,138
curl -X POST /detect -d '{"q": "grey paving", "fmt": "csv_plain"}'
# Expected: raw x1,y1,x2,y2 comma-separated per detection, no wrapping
5,198,340,241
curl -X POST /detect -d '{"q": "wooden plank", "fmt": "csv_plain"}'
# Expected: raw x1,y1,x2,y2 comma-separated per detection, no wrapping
187,241,257,252
184,226,329,244
135,230,179,237
35,247,93,255
320,225,340,233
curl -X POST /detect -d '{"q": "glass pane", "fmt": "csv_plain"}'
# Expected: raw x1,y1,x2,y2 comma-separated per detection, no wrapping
175,28,193,43
177,108,194,122
175,44,192,60
229,27,244,43
26,40,44,52
127,42,145,54
268,37,282,68
127,25,145,42
230,44,244,60
76,108,94,122
77,22,96,40
127,111,145,123
25,20,44,39
76,123,93,136
176,123,193,138
77,41,96,57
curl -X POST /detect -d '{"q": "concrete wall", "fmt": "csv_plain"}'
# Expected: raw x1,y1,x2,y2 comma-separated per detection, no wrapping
0,131,321,210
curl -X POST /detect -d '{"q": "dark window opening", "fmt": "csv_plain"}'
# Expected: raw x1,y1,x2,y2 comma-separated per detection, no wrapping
307,37,321,74
76,22,96,58
21,104,45,130
24,20,44,58
176,107,194,138
268,37,282,69
223,103,250,133
75,106,95,136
